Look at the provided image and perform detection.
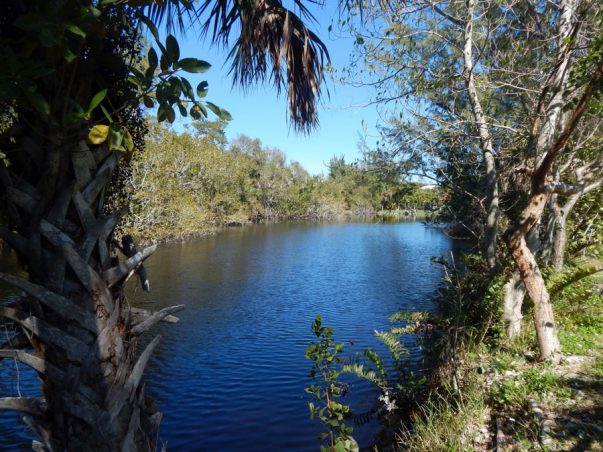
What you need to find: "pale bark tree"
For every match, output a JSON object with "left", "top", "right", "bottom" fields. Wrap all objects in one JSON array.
[{"left": 504, "top": 0, "right": 603, "bottom": 359}]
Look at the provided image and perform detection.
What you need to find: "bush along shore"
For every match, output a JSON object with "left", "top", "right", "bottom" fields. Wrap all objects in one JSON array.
[
  {"left": 396, "top": 253, "right": 603, "bottom": 451},
  {"left": 116, "top": 121, "right": 442, "bottom": 243},
  {"left": 305, "top": 251, "right": 602, "bottom": 451}
]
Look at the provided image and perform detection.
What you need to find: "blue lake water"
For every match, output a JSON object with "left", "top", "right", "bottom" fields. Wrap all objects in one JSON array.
[{"left": 0, "top": 221, "right": 464, "bottom": 450}]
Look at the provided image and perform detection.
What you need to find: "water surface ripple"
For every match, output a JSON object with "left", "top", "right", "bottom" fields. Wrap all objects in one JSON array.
[{"left": 0, "top": 221, "right": 461, "bottom": 451}]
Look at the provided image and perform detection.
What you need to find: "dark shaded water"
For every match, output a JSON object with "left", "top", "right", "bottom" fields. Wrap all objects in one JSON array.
[{"left": 1, "top": 221, "right": 463, "bottom": 450}]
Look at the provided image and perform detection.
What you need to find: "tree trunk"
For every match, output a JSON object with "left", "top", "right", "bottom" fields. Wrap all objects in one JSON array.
[
  {"left": 551, "top": 214, "right": 568, "bottom": 270},
  {"left": 502, "top": 227, "right": 540, "bottom": 340},
  {"left": 0, "top": 139, "right": 182, "bottom": 450},
  {"left": 540, "top": 194, "right": 560, "bottom": 266},
  {"left": 505, "top": 189, "right": 561, "bottom": 359},
  {"left": 502, "top": 271, "right": 525, "bottom": 340},
  {"left": 462, "top": 0, "right": 500, "bottom": 273}
]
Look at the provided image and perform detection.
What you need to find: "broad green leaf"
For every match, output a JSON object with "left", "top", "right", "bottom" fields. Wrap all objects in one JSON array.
[
  {"left": 84, "top": 6, "right": 101, "bottom": 18},
  {"left": 165, "top": 104, "right": 176, "bottom": 123},
  {"left": 196, "top": 81, "right": 208, "bottom": 98},
  {"left": 179, "top": 78, "right": 194, "bottom": 100},
  {"left": 87, "top": 89, "right": 107, "bottom": 113},
  {"left": 143, "top": 96, "right": 154, "bottom": 108},
  {"left": 64, "top": 46, "right": 78, "bottom": 63},
  {"left": 160, "top": 54, "right": 169, "bottom": 71},
  {"left": 157, "top": 104, "right": 167, "bottom": 122},
  {"left": 157, "top": 103, "right": 175, "bottom": 123},
  {"left": 88, "top": 124, "right": 109, "bottom": 144},
  {"left": 165, "top": 34, "right": 179, "bottom": 65},
  {"left": 65, "top": 23, "right": 86, "bottom": 38},
  {"left": 178, "top": 58, "right": 211, "bottom": 73},
  {"left": 108, "top": 123, "right": 123, "bottom": 151},
  {"left": 218, "top": 108, "right": 232, "bottom": 121},
  {"left": 190, "top": 103, "right": 206, "bottom": 120},
  {"left": 177, "top": 102, "right": 187, "bottom": 117},
  {"left": 123, "top": 129, "right": 134, "bottom": 152},
  {"left": 147, "top": 48, "right": 158, "bottom": 72},
  {"left": 205, "top": 101, "right": 221, "bottom": 117},
  {"left": 21, "top": 85, "right": 50, "bottom": 116},
  {"left": 169, "top": 78, "right": 182, "bottom": 98},
  {"left": 100, "top": 104, "right": 113, "bottom": 123},
  {"left": 206, "top": 102, "right": 232, "bottom": 121}
]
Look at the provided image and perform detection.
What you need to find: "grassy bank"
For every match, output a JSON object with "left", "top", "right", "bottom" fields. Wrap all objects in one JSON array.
[{"left": 398, "top": 260, "right": 602, "bottom": 451}]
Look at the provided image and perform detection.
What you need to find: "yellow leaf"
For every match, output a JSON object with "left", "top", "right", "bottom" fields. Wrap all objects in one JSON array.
[{"left": 88, "top": 124, "right": 109, "bottom": 145}]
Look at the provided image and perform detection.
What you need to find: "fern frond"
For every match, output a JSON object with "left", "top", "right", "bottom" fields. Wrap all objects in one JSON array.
[
  {"left": 390, "top": 326, "right": 417, "bottom": 336},
  {"left": 389, "top": 311, "right": 429, "bottom": 323},
  {"left": 375, "top": 330, "right": 409, "bottom": 363},
  {"left": 342, "top": 363, "right": 385, "bottom": 387},
  {"left": 363, "top": 348, "right": 386, "bottom": 378}
]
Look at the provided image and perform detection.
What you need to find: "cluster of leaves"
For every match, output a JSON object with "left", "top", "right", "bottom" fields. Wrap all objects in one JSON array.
[
  {"left": 124, "top": 122, "right": 443, "bottom": 241},
  {"left": 130, "top": 18, "right": 231, "bottom": 124},
  {"left": 305, "top": 314, "right": 358, "bottom": 452},
  {"left": 434, "top": 253, "right": 507, "bottom": 348},
  {"left": 343, "top": 310, "right": 430, "bottom": 414},
  {"left": 0, "top": 1, "right": 227, "bottom": 164}
]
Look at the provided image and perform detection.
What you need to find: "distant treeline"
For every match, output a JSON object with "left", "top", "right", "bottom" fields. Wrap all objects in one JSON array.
[{"left": 121, "top": 121, "right": 440, "bottom": 241}]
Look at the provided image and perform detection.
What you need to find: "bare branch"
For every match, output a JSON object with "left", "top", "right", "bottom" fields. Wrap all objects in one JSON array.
[
  {"left": 102, "top": 245, "right": 157, "bottom": 288},
  {"left": 131, "top": 305, "right": 185, "bottom": 335},
  {"left": 0, "top": 397, "right": 45, "bottom": 416}
]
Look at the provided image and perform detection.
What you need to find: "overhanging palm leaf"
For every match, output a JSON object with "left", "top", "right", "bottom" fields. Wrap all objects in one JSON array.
[{"left": 145, "top": 0, "right": 332, "bottom": 131}]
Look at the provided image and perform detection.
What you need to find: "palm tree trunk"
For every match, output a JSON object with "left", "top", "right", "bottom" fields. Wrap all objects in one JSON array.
[{"left": 1, "top": 139, "right": 182, "bottom": 450}]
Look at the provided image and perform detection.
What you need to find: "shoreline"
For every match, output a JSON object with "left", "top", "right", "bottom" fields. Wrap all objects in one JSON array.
[{"left": 126, "top": 209, "right": 437, "bottom": 246}]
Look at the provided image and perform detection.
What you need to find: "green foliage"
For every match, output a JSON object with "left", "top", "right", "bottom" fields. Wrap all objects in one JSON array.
[
  {"left": 398, "top": 382, "right": 486, "bottom": 452},
  {"left": 491, "top": 366, "right": 571, "bottom": 410},
  {"left": 0, "top": 1, "right": 225, "bottom": 151},
  {"left": 124, "top": 123, "right": 442, "bottom": 241},
  {"left": 436, "top": 254, "right": 506, "bottom": 348},
  {"left": 305, "top": 314, "right": 358, "bottom": 452},
  {"left": 550, "top": 267, "right": 603, "bottom": 356},
  {"left": 343, "top": 310, "right": 433, "bottom": 418}
]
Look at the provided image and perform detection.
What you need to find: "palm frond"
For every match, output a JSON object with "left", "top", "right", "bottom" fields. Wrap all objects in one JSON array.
[
  {"left": 198, "top": 0, "right": 330, "bottom": 132},
  {"left": 144, "top": 0, "right": 196, "bottom": 33},
  {"left": 547, "top": 262, "right": 603, "bottom": 297}
]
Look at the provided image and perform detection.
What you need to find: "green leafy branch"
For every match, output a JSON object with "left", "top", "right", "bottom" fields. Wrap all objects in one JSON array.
[{"left": 305, "top": 314, "right": 358, "bottom": 452}]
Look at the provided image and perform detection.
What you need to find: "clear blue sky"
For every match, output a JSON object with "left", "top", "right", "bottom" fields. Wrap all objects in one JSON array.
[{"left": 165, "top": 3, "right": 382, "bottom": 175}]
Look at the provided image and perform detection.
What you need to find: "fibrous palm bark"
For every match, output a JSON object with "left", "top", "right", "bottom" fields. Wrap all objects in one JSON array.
[
  {"left": 1, "top": 1, "right": 330, "bottom": 448},
  {"left": 0, "top": 134, "right": 183, "bottom": 450}
]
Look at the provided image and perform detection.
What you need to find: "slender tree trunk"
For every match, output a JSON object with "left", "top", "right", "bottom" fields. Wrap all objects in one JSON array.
[
  {"left": 502, "top": 271, "right": 525, "bottom": 340},
  {"left": 552, "top": 213, "right": 568, "bottom": 270},
  {"left": 540, "top": 194, "right": 560, "bottom": 266},
  {"left": 502, "top": 227, "right": 540, "bottom": 340},
  {"left": 505, "top": 190, "right": 561, "bottom": 359},
  {"left": 462, "top": 0, "right": 500, "bottom": 273},
  {"left": 0, "top": 138, "right": 182, "bottom": 450}
]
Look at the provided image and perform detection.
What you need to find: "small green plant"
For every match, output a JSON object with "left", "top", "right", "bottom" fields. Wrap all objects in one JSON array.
[
  {"left": 343, "top": 311, "right": 430, "bottom": 416},
  {"left": 305, "top": 314, "right": 358, "bottom": 452}
]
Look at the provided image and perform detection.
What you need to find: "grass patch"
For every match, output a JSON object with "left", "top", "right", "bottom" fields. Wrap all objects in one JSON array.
[{"left": 398, "top": 379, "right": 486, "bottom": 451}]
